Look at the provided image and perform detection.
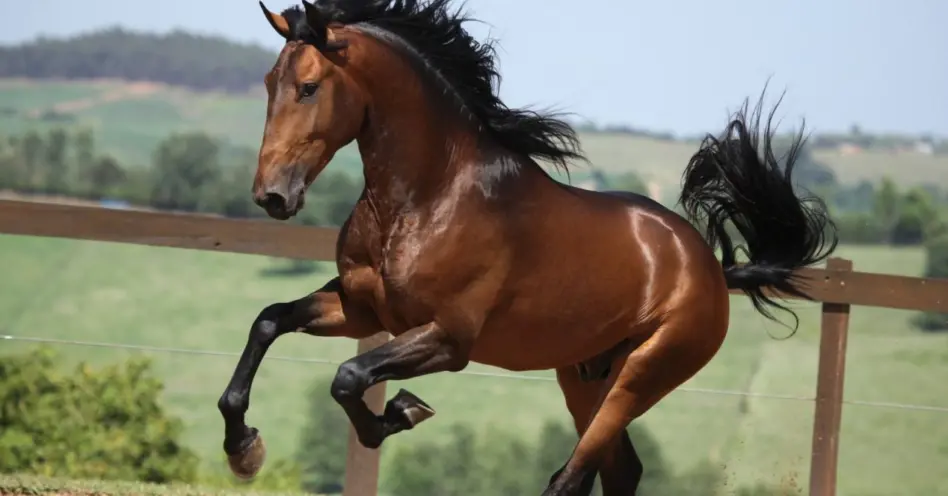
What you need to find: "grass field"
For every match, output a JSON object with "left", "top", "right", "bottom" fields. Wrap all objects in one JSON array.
[
  {"left": 1, "top": 233, "right": 947, "bottom": 495},
  {"left": 0, "top": 474, "right": 314, "bottom": 496},
  {"left": 2, "top": 79, "right": 946, "bottom": 194}
]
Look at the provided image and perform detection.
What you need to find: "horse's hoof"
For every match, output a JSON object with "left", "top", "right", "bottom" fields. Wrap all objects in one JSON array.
[
  {"left": 388, "top": 388, "right": 436, "bottom": 427},
  {"left": 227, "top": 431, "right": 267, "bottom": 480}
]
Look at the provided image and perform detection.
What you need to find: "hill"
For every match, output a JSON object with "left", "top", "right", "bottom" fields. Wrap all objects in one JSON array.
[
  {"left": 0, "top": 28, "right": 274, "bottom": 92},
  {"left": 1, "top": 233, "right": 947, "bottom": 495}
]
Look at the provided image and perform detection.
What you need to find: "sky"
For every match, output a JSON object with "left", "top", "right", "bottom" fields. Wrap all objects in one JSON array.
[{"left": 2, "top": 0, "right": 945, "bottom": 137}]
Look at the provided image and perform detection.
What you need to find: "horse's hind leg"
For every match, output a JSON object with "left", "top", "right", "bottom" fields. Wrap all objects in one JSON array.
[
  {"left": 544, "top": 315, "right": 726, "bottom": 496},
  {"left": 330, "top": 321, "right": 472, "bottom": 449},
  {"left": 554, "top": 365, "right": 643, "bottom": 496}
]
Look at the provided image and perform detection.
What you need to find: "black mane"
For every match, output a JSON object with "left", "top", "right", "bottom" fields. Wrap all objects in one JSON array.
[{"left": 279, "top": 0, "right": 584, "bottom": 172}]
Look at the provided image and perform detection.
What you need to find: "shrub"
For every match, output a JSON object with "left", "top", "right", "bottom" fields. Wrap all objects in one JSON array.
[
  {"left": 0, "top": 347, "right": 198, "bottom": 483},
  {"left": 913, "top": 234, "right": 948, "bottom": 331}
]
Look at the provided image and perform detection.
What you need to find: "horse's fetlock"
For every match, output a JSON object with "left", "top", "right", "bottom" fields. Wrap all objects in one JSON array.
[{"left": 218, "top": 390, "right": 247, "bottom": 416}]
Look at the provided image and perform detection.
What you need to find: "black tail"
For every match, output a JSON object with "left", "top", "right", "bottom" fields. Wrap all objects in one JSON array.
[{"left": 679, "top": 92, "right": 838, "bottom": 332}]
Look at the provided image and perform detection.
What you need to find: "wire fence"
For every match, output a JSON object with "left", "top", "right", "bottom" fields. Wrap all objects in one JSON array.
[{"left": 4, "top": 332, "right": 947, "bottom": 414}]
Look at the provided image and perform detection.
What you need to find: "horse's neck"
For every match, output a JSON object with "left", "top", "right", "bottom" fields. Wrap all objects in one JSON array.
[
  {"left": 350, "top": 42, "right": 512, "bottom": 230},
  {"left": 355, "top": 110, "right": 472, "bottom": 228}
]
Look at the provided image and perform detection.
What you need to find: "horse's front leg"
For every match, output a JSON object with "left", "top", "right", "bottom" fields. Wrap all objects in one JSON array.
[
  {"left": 330, "top": 321, "right": 471, "bottom": 449},
  {"left": 217, "top": 277, "right": 382, "bottom": 479}
]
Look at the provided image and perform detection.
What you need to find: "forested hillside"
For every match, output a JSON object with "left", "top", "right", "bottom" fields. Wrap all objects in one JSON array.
[{"left": 0, "top": 28, "right": 275, "bottom": 92}]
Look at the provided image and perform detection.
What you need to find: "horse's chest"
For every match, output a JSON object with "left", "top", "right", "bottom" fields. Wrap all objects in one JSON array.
[
  {"left": 379, "top": 226, "right": 435, "bottom": 313},
  {"left": 340, "top": 223, "right": 435, "bottom": 332}
]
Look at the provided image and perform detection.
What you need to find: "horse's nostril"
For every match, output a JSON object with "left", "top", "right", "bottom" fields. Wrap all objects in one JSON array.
[{"left": 262, "top": 192, "right": 287, "bottom": 211}]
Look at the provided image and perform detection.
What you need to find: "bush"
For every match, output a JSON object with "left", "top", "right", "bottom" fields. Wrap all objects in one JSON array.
[
  {"left": 381, "top": 418, "right": 747, "bottom": 496},
  {"left": 295, "top": 377, "right": 349, "bottom": 494},
  {"left": 382, "top": 422, "right": 536, "bottom": 496},
  {"left": 0, "top": 347, "right": 198, "bottom": 483},
  {"left": 834, "top": 213, "right": 889, "bottom": 244}
]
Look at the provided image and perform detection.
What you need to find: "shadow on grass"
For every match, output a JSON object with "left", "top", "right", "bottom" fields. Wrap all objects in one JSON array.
[{"left": 259, "top": 259, "right": 321, "bottom": 278}]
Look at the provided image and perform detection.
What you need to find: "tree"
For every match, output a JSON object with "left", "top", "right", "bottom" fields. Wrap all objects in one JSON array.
[
  {"left": 43, "top": 128, "right": 69, "bottom": 194},
  {"left": 148, "top": 132, "right": 224, "bottom": 212},
  {"left": 873, "top": 177, "right": 900, "bottom": 238},
  {"left": 0, "top": 136, "right": 23, "bottom": 189},
  {"left": 0, "top": 347, "right": 198, "bottom": 483},
  {"left": 833, "top": 212, "right": 888, "bottom": 244},
  {"left": 72, "top": 128, "right": 96, "bottom": 172},
  {"left": 890, "top": 187, "right": 940, "bottom": 245},
  {"left": 305, "top": 172, "right": 363, "bottom": 227},
  {"left": 87, "top": 156, "right": 127, "bottom": 199},
  {"left": 832, "top": 180, "right": 876, "bottom": 213},
  {"left": 913, "top": 234, "right": 948, "bottom": 331},
  {"left": 212, "top": 151, "right": 260, "bottom": 219},
  {"left": 19, "top": 131, "right": 44, "bottom": 191}
]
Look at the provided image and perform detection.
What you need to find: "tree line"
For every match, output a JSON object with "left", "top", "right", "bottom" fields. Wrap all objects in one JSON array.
[
  {"left": 0, "top": 126, "right": 361, "bottom": 229},
  {"left": 0, "top": 28, "right": 275, "bottom": 93}
]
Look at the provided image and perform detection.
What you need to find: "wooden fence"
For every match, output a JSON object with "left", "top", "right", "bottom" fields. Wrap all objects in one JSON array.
[{"left": 1, "top": 198, "right": 947, "bottom": 496}]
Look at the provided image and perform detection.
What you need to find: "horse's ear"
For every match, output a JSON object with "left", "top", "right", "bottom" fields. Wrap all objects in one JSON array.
[
  {"left": 302, "top": 0, "right": 350, "bottom": 52},
  {"left": 259, "top": 1, "right": 291, "bottom": 40}
]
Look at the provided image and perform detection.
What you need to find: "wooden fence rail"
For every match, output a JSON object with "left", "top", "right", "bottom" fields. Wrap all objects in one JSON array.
[{"left": 1, "top": 198, "right": 947, "bottom": 496}]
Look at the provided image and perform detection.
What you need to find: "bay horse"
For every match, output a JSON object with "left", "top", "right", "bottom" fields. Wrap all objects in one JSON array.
[{"left": 217, "top": 1, "right": 838, "bottom": 494}]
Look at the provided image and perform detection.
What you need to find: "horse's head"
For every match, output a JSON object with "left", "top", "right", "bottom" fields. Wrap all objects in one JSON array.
[
  {"left": 253, "top": 0, "right": 584, "bottom": 220},
  {"left": 253, "top": 2, "right": 366, "bottom": 220}
]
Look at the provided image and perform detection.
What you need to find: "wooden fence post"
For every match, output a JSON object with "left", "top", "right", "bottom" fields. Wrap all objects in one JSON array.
[
  {"left": 342, "top": 332, "right": 391, "bottom": 496},
  {"left": 808, "top": 257, "right": 853, "bottom": 496}
]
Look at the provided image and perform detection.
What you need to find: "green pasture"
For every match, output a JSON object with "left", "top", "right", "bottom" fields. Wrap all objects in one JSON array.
[{"left": 0, "top": 233, "right": 946, "bottom": 495}]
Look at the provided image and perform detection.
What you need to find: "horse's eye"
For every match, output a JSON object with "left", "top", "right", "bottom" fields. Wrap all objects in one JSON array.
[{"left": 299, "top": 82, "right": 319, "bottom": 99}]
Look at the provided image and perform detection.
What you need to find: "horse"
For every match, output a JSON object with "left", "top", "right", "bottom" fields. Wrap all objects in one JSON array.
[{"left": 216, "top": 1, "right": 838, "bottom": 494}]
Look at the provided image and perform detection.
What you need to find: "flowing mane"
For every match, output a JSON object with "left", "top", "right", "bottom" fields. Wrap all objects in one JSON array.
[{"left": 279, "top": 0, "right": 584, "bottom": 173}]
